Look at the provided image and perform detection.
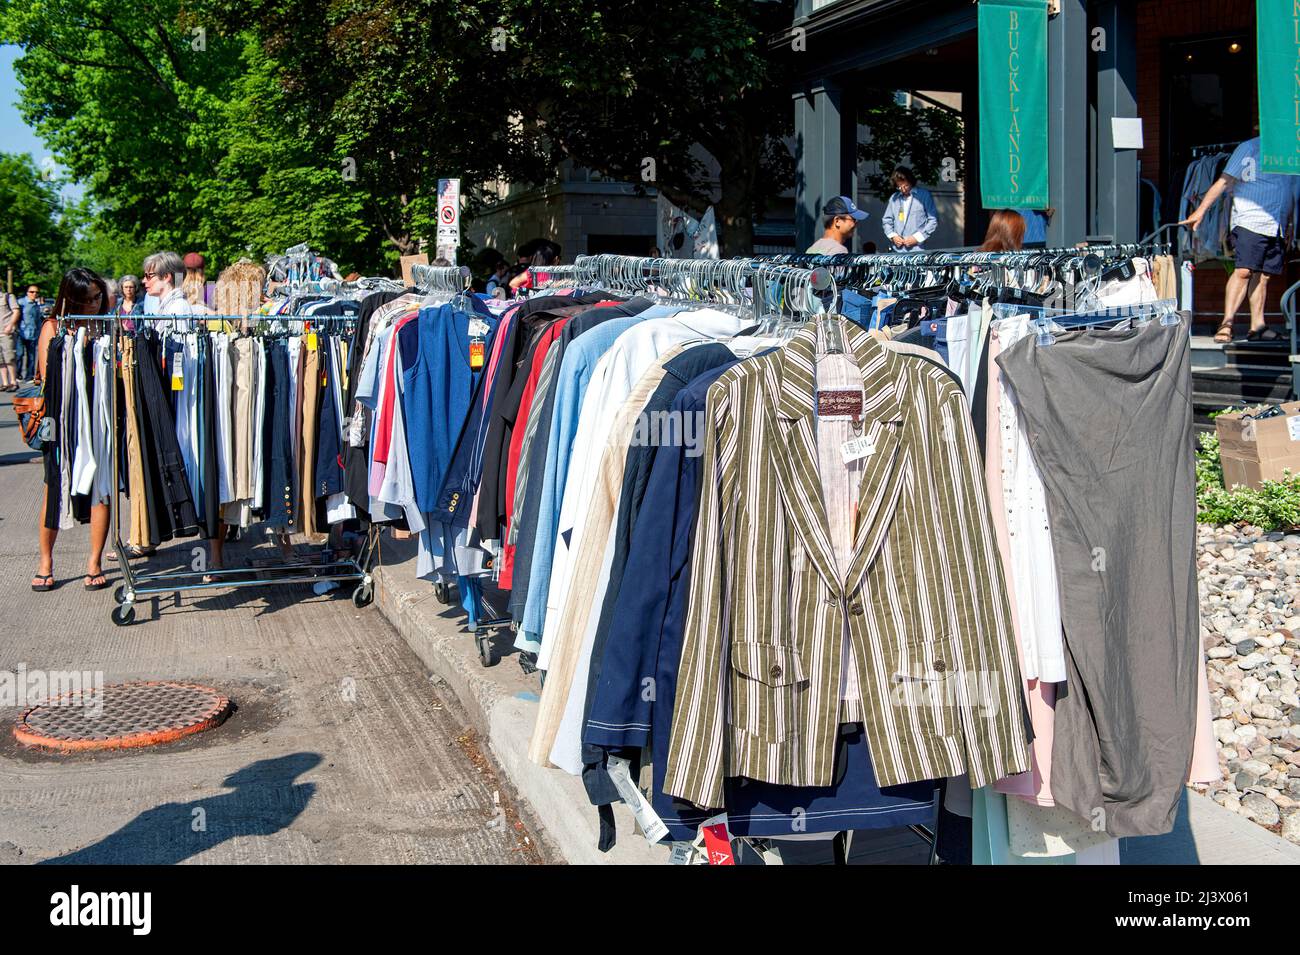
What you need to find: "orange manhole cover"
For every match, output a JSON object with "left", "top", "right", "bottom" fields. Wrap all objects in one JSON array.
[{"left": 14, "top": 681, "right": 232, "bottom": 752}]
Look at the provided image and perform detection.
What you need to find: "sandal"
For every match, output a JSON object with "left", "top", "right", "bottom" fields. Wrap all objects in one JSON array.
[
  {"left": 1246, "top": 327, "right": 1283, "bottom": 342},
  {"left": 84, "top": 572, "right": 109, "bottom": 591},
  {"left": 1213, "top": 324, "right": 1233, "bottom": 344},
  {"left": 30, "top": 573, "right": 54, "bottom": 592}
]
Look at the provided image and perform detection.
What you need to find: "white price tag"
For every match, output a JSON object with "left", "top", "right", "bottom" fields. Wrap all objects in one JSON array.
[
  {"left": 1288, "top": 415, "right": 1300, "bottom": 441},
  {"left": 841, "top": 436, "right": 876, "bottom": 463},
  {"left": 668, "top": 842, "right": 696, "bottom": 865},
  {"left": 606, "top": 756, "right": 669, "bottom": 845},
  {"left": 347, "top": 410, "right": 365, "bottom": 447},
  {"left": 468, "top": 318, "right": 491, "bottom": 338}
]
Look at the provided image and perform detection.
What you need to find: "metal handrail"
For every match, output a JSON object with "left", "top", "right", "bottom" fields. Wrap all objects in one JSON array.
[{"left": 1279, "top": 278, "right": 1300, "bottom": 401}]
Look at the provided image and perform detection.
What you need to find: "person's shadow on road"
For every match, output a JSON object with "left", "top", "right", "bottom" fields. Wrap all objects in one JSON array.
[{"left": 40, "top": 752, "right": 321, "bottom": 865}]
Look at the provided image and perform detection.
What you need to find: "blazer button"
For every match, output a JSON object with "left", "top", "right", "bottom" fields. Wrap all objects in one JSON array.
[
  {"left": 769, "top": 664, "right": 782, "bottom": 679},
  {"left": 933, "top": 659, "right": 947, "bottom": 673},
  {"left": 849, "top": 602, "right": 864, "bottom": 615}
]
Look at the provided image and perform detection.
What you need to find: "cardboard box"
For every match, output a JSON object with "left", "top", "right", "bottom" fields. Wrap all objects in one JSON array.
[
  {"left": 399, "top": 253, "right": 428, "bottom": 289},
  {"left": 1215, "top": 400, "right": 1300, "bottom": 490}
]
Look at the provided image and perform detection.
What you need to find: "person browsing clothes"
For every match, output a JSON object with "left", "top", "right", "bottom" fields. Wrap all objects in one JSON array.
[{"left": 806, "top": 195, "right": 869, "bottom": 254}]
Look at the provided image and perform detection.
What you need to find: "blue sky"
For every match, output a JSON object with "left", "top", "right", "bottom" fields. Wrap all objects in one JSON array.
[{"left": 1, "top": 44, "right": 84, "bottom": 203}]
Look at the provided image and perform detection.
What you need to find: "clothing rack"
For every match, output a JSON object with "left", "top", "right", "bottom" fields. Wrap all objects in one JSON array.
[
  {"left": 80, "top": 313, "right": 381, "bottom": 626},
  {"left": 411, "top": 263, "right": 471, "bottom": 293},
  {"left": 528, "top": 264, "right": 580, "bottom": 282},
  {"left": 754, "top": 243, "right": 1161, "bottom": 271},
  {"left": 1189, "top": 140, "right": 1239, "bottom": 158},
  {"left": 464, "top": 254, "right": 833, "bottom": 660},
  {"left": 572, "top": 253, "right": 833, "bottom": 324}
]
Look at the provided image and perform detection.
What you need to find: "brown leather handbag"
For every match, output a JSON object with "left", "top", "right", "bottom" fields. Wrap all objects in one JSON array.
[{"left": 12, "top": 381, "right": 49, "bottom": 450}]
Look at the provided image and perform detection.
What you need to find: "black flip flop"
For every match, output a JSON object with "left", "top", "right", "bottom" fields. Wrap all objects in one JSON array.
[
  {"left": 84, "top": 573, "right": 109, "bottom": 591},
  {"left": 1246, "top": 327, "right": 1283, "bottom": 342},
  {"left": 31, "top": 574, "right": 54, "bottom": 592}
]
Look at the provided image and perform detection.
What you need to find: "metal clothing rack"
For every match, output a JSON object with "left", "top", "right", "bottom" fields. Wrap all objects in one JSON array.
[
  {"left": 467, "top": 254, "right": 830, "bottom": 669},
  {"left": 754, "top": 243, "right": 1163, "bottom": 271},
  {"left": 411, "top": 263, "right": 471, "bottom": 294},
  {"left": 1189, "top": 140, "right": 1240, "bottom": 159},
  {"left": 77, "top": 313, "right": 381, "bottom": 626}
]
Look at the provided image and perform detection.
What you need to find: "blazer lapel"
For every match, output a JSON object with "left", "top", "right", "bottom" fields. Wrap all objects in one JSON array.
[{"left": 766, "top": 329, "right": 842, "bottom": 595}]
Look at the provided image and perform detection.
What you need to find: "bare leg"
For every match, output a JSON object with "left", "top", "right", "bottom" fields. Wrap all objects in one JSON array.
[
  {"left": 210, "top": 522, "right": 225, "bottom": 570},
  {"left": 0, "top": 362, "right": 14, "bottom": 388},
  {"left": 35, "top": 484, "right": 57, "bottom": 584},
  {"left": 275, "top": 530, "right": 296, "bottom": 561},
  {"left": 1247, "top": 272, "right": 1270, "bottom": 333},
  {"left": 1220, "top": 267, "right": 1252, "bottom": 338},
  {"left": 86, "top": 503, "right": 109, "bottom": 581}
]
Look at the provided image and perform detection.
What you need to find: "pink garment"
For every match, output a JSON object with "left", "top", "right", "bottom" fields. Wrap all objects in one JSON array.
[
  {"left": 812, "top": 345, "right": 868, "bottom": 720},
  {"left": 1188, "top": 632, "right": 1223, "bottom": 783},
  {"left": 986, "top": 327, "right": 1057, "bottom": 805}
]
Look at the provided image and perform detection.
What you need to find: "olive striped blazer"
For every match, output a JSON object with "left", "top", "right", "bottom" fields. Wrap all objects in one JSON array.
[{"left": 664, "top": 323, "right": 1031, "bottom": 809}]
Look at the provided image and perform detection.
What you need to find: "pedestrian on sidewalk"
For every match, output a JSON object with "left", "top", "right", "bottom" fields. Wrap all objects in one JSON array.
[
  {"left": 1179, "top": 135, "right": 1299, "bottom": 343},
  {"left": 31, "top": 268, "right": 113, "bottom": 592},
  {"left": 0, "top": 288, "right": 20, "bottom": 392},
  {"left": 15, "top": 284, "right": 44, "bottom": 382}
]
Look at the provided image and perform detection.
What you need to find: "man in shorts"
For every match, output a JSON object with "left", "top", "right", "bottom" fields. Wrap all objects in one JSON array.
[{"left": 1181, "top": 135, "right": 1300, "bottom": 343}]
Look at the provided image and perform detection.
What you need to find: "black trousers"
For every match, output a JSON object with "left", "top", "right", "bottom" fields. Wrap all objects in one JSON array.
[{"left": 134, "top": 333, "right": 198, "bottom": 542}]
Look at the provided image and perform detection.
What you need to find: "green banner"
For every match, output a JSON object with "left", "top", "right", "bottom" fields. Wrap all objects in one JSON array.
[
  {"left": 1258, "top": 0, "right": 1300, "bottom": 174},
  {"left": 978, "top": 0, "right": 1049, "bottom": 207}
]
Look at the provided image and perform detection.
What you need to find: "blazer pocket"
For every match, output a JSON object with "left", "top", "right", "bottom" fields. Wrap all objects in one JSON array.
[
  {"left": 730, "top": 641, "right": 808, "bottom": 743},
  {"left": 892, "top": 635, "right": 958, "bottom": 739}
]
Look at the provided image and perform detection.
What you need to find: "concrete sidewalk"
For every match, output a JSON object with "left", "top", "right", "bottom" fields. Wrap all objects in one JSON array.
[
  {"left": 373, "top": 538, "right": 1300, "bottom": 866},
  {"left": 0, "top": 415, "right": 551, "bottom": 866}
]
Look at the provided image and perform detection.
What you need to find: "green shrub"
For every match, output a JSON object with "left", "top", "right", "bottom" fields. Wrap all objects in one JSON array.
[{"left": 1196, "top": 432, "right": 1300, "bottom": 530}]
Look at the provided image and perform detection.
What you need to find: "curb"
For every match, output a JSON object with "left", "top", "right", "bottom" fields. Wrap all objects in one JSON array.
[{"left": 373, "top": 565, "right": 666, "bottom": 865}]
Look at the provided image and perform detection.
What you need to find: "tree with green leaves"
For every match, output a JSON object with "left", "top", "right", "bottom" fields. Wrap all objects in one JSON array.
[
  {"left": 857, "top": 91, "right": 965, "bottom": 202},
  {"left": 502, "top": 0, "right": 796, "bottom": 256},
  {"left": 0, "top": 152, "right": 74, "bottom": 289},
  {"left": 4, "top": 0, "right": 818, "bottom": 261},
  {"left": 210, "top": 0, "right": 796, "bottom": 257},
  {"left": 0, "top": 0, "right": 389, "bottom": 272}
]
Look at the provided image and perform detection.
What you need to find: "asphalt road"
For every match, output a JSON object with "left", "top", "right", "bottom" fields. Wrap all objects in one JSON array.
[{"left": 0, "top": 403, "right": 551, "bottom": 864}]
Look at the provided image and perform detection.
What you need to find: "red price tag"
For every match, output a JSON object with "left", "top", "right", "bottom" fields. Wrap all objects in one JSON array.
[
  {"left": 701, "top": 821, "right": 734, "bottom": 866},
  {"left": 469, "top": 340, "right": 485, "bottom": 370}
]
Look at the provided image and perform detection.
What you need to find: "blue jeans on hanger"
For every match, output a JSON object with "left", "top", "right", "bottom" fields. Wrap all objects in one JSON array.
[{"left": 920, "top": 316, "right": 950, "bottom": 364}]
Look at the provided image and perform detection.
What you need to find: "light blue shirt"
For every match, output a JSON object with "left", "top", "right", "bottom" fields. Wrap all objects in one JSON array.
[
  {"left": 1224, "top": 138, "right": 1300, "bottom": 237},
  {"left": 515, "top": 305, "right": 678, "bottom": 653},
  {"left": 882, "top": 186, "right": 939, "bottom": 247}
]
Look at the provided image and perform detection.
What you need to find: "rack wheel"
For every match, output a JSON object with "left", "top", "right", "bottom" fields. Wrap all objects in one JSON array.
[
  {"left": 351, "top": 583, "right": 374, "bottom": 608},
  {"left": 434, "top": 580, "right": 452, "bottom": 604},
  {"left": 111, "top": 603, "right": 136, "bottom": 627},
  {"left": 477, "top": 634, "right": 495, "bottom": 667},
  {"left": 113, "top": 585, "right": 129, "bottom": 605}
]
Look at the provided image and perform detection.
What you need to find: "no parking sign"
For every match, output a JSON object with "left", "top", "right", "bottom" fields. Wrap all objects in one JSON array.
[{"left": 437, "top": 178, "right": 460, "bottom": 265}]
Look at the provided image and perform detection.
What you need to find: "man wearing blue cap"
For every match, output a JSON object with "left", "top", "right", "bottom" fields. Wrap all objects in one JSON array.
[{"left": 806, "top": 195, "right": 869, "bottom": 254}]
